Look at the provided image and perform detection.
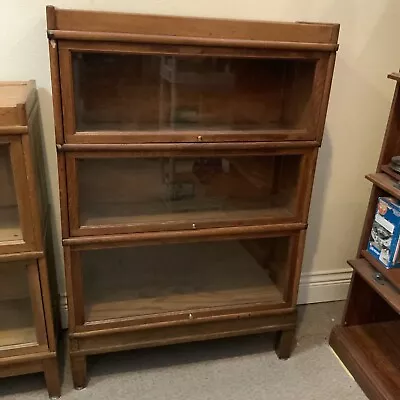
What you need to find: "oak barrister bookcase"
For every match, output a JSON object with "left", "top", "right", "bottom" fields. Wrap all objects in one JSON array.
[
  {"left": 0, "top": 82, "right": 60, "bottom": 397},
  {"left": 47, "top": 5, "right": 339, "bottom": 388}
]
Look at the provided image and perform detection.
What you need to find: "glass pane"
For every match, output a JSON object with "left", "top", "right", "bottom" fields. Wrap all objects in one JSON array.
[
  {"left": 73, "top": 52, "right": 316, "bottom": 133},
  {"left": 0, "top": 145, "right": 21, "bottom": 242},
  {"left": 81, "top": 237, "right": 289, "bottom": 323},
  {"left": 0, "top": 262, "right": 37, "bottom": 349},
  {"left": 78, "top": 155, "right": 300, "bottom": 231}
]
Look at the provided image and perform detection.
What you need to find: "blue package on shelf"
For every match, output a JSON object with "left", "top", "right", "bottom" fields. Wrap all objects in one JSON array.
[{"left": 367, "top": 197, "right": 400, "bottom": 268}]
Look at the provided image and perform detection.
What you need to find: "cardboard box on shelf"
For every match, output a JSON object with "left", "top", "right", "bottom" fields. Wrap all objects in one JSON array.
[{"left": 367, "top": 197, "right": 400, "bottom": 268}]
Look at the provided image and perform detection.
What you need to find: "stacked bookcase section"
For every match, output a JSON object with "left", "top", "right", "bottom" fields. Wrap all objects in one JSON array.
[{"left": 0, "top": 81, "right": 60, "bottom": 398}]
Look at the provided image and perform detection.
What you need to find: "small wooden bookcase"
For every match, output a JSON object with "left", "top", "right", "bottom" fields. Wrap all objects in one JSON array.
[
  {"left": 330, "top": 72, "right": 400, "bottom": 400},
  {"left": 0, "top": 82, "right": 60, "bottom": 398},
  {"left": 47, "top": 5, "right": 339, "bottom": 389}
]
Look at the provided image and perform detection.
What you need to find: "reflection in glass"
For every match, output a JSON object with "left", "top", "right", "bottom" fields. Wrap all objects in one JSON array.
[
  {"left": 72, "top": 52, "right": 316, "bottom": 133},
  {"left": 78, "top": 155, "right": 300, "bottom": 230},
  {"left": 0, "top": 145, "right": 21, "bottom": 242}
]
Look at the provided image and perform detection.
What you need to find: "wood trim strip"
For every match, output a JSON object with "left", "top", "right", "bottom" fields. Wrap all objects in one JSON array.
[
  {"left": 74, "top": 304, "right": 294, "bottom": 336},
  {"left": 58, "top": 48, "right": 76, "bottom": 145},
  {"left": 72, "top": 312, "right": 297, "bottom": 356},
  {"left": 8, "top": 137, "right": 35, "bottom": 251},
  {"left": 65, "top": 154, "right": 79, "bottom": 235},
  {"left": 315, "top": 52, "right": 337, "bottom": 143},
  {"left": 51, "top": 9, "right": 339, "bottom": 43},
  {"left": 49, "top": 30, "right": 338, "bottom": 51},
  {"left": 48, "top": 37, "right": 65, "bottom": 144},
  {"left": 0, "top": 251, "right": 44, "bottom": 262},
  {"left": 297, "top": 148, "right": 319, "bottom": 222},
  {"left": 59, "top": 39, "right": 326, "bottom": 60},
  {"left": 0, "top": 350, "right": 55, "bottom": 366},
  {"left": 70, "top": 251, "right": 85, "bottom": 327},
  {"left": 65, "top": 146, "right": 312, "bottom": 158},
  {"left": 57, "top": 152, "right": 70, "bottom": 238},
  {"left": 63, "top": 246, "right": 78, "bottom": 331},
  {"left": 37, "top": 257, "right": 57, "bottom": 351},
  {"left": 51, "top": 8, "right": 339, "bottom": 42},
  {"left": 287, "top": 230, "right": 307, "bottom": 306},
  {"left": 66, "top": 130, "right": 313, "bottom": 144},
  {"left": 60, "top": 141, "right": 320, "bottom": 152},
  {"left": 27, "top": 262, "right": 48, "bottom": 346},
  {"left": 0, "top": 126, "right": 28, "bottom": 135},
  {"left": 0, "top": 343, "right": 49, "bottom": 360},
  {"left": 63, "top": 223, "right": 307, "bottom": 250},
  {"left": 21, "top": 133, "right": 43, "bottom": 250}
]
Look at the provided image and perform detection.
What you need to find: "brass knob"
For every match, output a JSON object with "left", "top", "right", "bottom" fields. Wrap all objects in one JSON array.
[
  {"left": 192, "top": 223, "right": 196, "bottom": 229},
  {"left": 188, "top": 313, "right": 193, "bottom": 319},
  {"left": 197, "top": 135, "right": 203, "bottom": 142}
]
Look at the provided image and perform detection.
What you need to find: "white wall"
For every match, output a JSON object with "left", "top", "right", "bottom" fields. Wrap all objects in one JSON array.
[{"left": 1, "top": 0, "right": 400, "bottom": 306}]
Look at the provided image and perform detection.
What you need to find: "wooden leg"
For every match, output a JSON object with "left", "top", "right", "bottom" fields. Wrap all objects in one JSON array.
[
  {"left": 43, "top": 358, "right": 61, "bottom": 399},
  {"left": 275, "top": 329, "right": 296, "bottom": 359},
  {"left": 70, "top": 355, "right": 87, "bottom": 390}
]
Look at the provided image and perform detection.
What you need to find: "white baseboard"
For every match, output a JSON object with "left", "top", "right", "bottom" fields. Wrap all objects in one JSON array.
[
  {"left": 59, "top": 269, "right": 353, "bottom": 329},
  {"left": 297, "top": 269, "right": 352, "bottom": 305}
]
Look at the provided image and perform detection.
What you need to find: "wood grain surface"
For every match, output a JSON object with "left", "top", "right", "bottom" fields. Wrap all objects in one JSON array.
[{"left": 330, "top": 321, "right": 400, "bottom": 400}]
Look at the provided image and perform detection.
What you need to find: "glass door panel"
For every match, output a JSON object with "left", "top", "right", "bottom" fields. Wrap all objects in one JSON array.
[
  {"left": 73, "top": 153, "right": 301, "bottom": 235},
  {"left": 0, "top": 144, "right": 21, "bottom": 243},
  {"left": 0, "top": 262, "right": 38, "bottom": 349},
  {"left": 79, "top": 236, "right": 291, "bottom": 324},
  {"left": 71, "top": 51, "right": 317, "bottom": 139}
]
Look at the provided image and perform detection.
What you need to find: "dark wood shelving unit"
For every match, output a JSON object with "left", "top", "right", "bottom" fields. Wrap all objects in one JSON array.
[
  {"left": 47, "top": 5, "right": 339, "bottom": 389},
  {"left": 330, "top": 72, "right": 400, "bottom": 400}
]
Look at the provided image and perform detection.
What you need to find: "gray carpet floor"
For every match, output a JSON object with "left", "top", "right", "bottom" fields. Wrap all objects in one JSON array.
[{"left": 0, "top": 302, "right": 367, "bottom": 399}]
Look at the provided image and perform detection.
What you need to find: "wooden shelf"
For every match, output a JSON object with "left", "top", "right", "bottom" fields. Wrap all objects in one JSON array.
[
  {"left": 366, "top": 172, "right": 400, "bottom": 200},
  {"left": 82, "top": 240, "right": 285, "bottom": 324},
  {"left": 0, "top": 298, "right": 37, "bottom": 350},
  {"left": 361, "top": 250, "right": 400, "bottom": 290},
  {"left": 348, "top": 257, "right": 400, "bottom": 314},
  {"left": 330, "top": 322, "right": 400, "bottom": 400},
  {"left": 380, "top": 165, "right": 400, "bottom": 182}
]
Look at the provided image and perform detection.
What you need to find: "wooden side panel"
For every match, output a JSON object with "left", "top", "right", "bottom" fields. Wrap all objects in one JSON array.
[
  {"left": 377, "top": 83, "right": 400, "bottom": 169},
  {"left": 27, "top": 262, "right": 48, "bottom": 347},
  {"left": 73, "top": 311, "right": 297, "bottom": 355},
  {"left": 343, "top": 273, "right": 397, "bottom": 326},
  {"left": 37, "top": 256, "right": 58, "bottom": 352},
  {"left": 48, "top": 39, "right": 65, "bottom": 144},
  {"left": 21, "top": 133, "right": 43, "bottom": 250}
]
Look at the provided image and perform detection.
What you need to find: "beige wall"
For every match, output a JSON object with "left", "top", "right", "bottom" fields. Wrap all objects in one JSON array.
[{"left": 1, "top": 1, "right": 399, "bottom": 299}]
